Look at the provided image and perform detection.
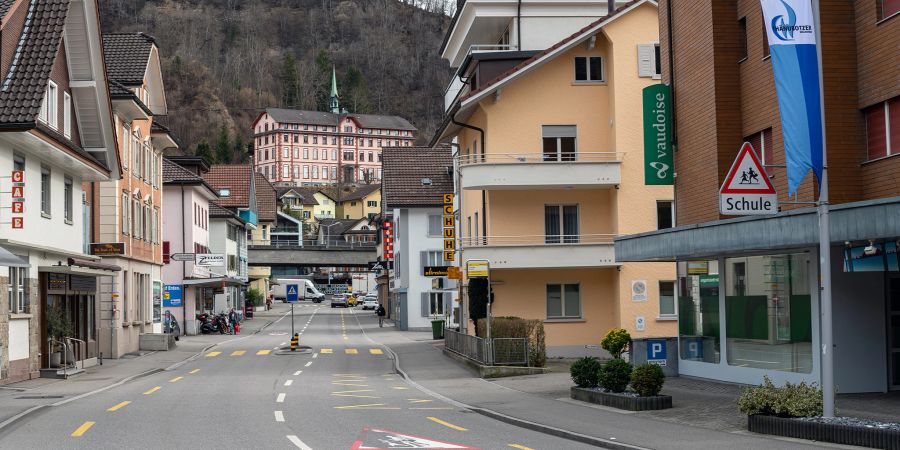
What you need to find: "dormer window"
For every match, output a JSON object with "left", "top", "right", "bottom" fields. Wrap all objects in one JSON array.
[
  {"left": 219, "top": 188, "right": 231, "bottom": 197},
  {"left": 39, "top": 81, "right": 58, "bottom": 128}
]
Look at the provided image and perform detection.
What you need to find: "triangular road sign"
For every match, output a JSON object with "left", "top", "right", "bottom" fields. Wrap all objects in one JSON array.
[
  {"left": 287, "top": 286, "right": 297, "bottom": 295},
  {"left": 720, "top": 142, "right": 776, "bottom": 194},
  {"left": 351, "top": 427, "right": 477, "bottom": 450}
]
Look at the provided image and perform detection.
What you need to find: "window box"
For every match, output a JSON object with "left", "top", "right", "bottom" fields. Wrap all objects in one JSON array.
[
  {"left": 570, "top": 387, "right": 672, "bottom": 411},
  {"left": 747, "top": 414, "right": 900, "bottom": 449}
]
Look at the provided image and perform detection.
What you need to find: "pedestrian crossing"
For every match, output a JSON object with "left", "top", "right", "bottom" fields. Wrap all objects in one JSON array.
[{"left": 203, "top": 347, "right": 387, "bottom": 357}]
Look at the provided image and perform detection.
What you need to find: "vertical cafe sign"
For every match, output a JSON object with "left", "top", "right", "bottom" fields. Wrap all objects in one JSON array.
[{"left": 643, "top": 84, "right": 674, "bottom": 185}]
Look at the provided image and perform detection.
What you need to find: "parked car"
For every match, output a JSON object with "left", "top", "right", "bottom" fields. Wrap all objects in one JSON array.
[
  {"left": 361, "top": 298, "right": 379, "bottom": 310},
  {"left": 331, "top": 293, "right": 350, "bottom": 308}
]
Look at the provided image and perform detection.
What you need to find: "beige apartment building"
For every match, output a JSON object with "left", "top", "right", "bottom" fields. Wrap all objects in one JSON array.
[{"left": 434, "top": 0, "right": 676, "bottom": 356}]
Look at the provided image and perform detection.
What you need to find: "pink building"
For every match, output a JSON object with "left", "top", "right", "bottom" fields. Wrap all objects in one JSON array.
[{"left": 251, "top": 108, "right": 416, "bottom": 185}]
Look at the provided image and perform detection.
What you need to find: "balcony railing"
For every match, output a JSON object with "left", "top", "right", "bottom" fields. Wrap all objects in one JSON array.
[
  {"left": 248, "top": 239, "right": 377, "bottom": 249},
  {"left": 460, "top": 234, "right": 616, "bottom": 247},
  {"left": 457, "top": 152, "right": 621, "bottom": 166}
]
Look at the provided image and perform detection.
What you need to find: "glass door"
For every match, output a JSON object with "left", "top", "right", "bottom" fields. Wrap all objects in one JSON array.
[{"left": 890, "top": 276, "right": 900, "bottom": 390}]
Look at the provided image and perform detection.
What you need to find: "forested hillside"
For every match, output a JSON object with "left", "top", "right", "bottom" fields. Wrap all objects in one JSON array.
[{"left": 99, "top": 0, "right": 451, "bottom": 162}]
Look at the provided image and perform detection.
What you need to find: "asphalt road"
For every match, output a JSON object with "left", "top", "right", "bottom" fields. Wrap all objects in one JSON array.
[{"left": 0, "top": 303, "right": 597, "bottom": 450}]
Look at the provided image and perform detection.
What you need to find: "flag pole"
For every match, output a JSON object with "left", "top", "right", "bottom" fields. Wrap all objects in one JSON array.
[{"left": 811, "top": 0, "right": 834, "bottom": 418}]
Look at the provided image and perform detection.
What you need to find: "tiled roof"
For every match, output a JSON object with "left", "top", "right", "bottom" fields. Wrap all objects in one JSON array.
[
  {"left": 209, "top": 202, "right": 238, "bottom": 219},
  {"left": 0, "top": 0, "right": 69, "bottom": 125},
  {"left": 262, "top": 108, "right": 417, "bottom": 131},
  {"left": 350, "top": 114, "right": 416, "bottom": 131},
  {"left": 320, "top": 184, "right": 380, "bottom": 203},
  {"left": 108, "top": 79, "right": 133, "bottom": 97},
  {"left": 163, "top": 158, "right": 203, "bottom": 183},
  {"left": 318, "top": 218, "right": 362, "bottom": 236},
  {"left": 255, "top": 172, "right": 277, "bottom": 222},
  {"left": 0, "top": 0, "right": 15, "bottom": 19},
  {"left": 382, "top": 146, "right": 453, "bottom": 208},
  {"left": 203, "top": 164, "right": 251, "bottom": 208},
  {"left": 275, "top": 186, "right": 320, "bottom": 206},
  {"left": 102, "top": 33, "right": 155, "bottom": 86}
]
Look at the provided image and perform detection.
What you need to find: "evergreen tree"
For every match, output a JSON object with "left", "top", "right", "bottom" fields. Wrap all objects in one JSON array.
[
  {"left": 279, "top": 53, "right": 301, "bottom": 107},
  {"left": 344, "top": 67, "right": 372, "bottom": 113},
  {"left": 195, "top": 141, "right": 215, "bottom": 165},
  {"left": 215, "top": 126, "right": 232, "bottom": 164},
  {"left": 314, "top": 50, "right": 333, "bottom": 111},
  {"left": 233, "top": 133, "right": 246, "bottom": 163}
]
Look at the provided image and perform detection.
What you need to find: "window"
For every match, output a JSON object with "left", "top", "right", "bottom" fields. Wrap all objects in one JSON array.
[
  {"left": 42, "top": 81, "right": 58, "bottom": 128},
  {"left": 637, "top": 44, "right": 662, "bottom": 79},
  {"left": 122, "top": 192, "right": 130, "bottom": 235},
  {"left": 657, "top": 201, "right": 674, "bottom": 229},
  {"left": 738, "top": 17, "right": 748, "bottom": 61},
  {"left": 133, "top": 131, "right": 141, "bottom": 175},
  {"left": 427, "top": 292, "right": 445, "bottom": 316},
  {"left": 678, "top": 259, "right": 721, "bottom": 363},
  {"left": 303, "top": 135, "right": 309, "bottom": 144},
  {"left": 331, "top": 167, "right": 337, "bottom": 179},
  {"left": 427, "top": 214, "right": 442, "bottom": 236},
  {"left": 313, "top": 136, "right": 318, "bottom": 144},
  {"left": 152, "top": 208, "right": 159, "bottom": 244},
  {"left": 293, "top": 165, "right": 300, "bottom": 178},
  {"left": 41, "top": 166, "right": 51, "bottom": 216},
  {"left": 343, "top": 151, "right": 354, "bottom": 161},
  {"left": 865, "top": 97, "right": 899, "bottom": 161},
  {"left": 745, "top": 128, "right": 774, "bottom": 166},
  {"left": 282, "top": 164, "right": 289, "bottom": 178},
  {"left": 144, "top": 205, "right": 151, "bottom": 240},
  {"left": 659, "top": 281, "right": 677, "bottom": 317},
  {"left": 762, "top": 14, "right": 770, "bottom": 58},
  {"left": 544, "top": 205, "right": 578, "bottom": 244},
  {"left": 8, "top": 266, "right": 28, "bottom": 313},
  {"left": 332, "top": 149, "right": 338, "bottom": 160},
  {"left": 367, "top": 200, "right": 377, "bottom": 207},
  {"left": 313, "top": 148, "right": 319, "bottom": 160},
  {"left": 350, "top": 201, "right": 357, "bottom": 207},
  {"left": 574, "top": 56, "right": 602, "bottom": 82},
  {"left": 542, "top": 125, "right": 576, "bottom": 161},
  {"left": 303, "top": 165, "right": 309, "bottom": 178},
  {"left": 283, "top": 134, "right": 288, "bottom": 142},
  {"left": 547, "top": 284, "right": 580, "bottom": 319},
  {"left": 313, "top": 166, "right": 319, "bottom": 178},
  {"left": 64, "top": 176, "right": 73, "bottom": 223},
  {"left": 879, "top": 0, "right": 900, "bottom": 19},
  {"left": 283, "top": 148, "right": 289, "bottom": 158},
  {"left": 303, "top": 148, "right": 309, "bottom": 159},
  {"left": 63, "top": 92, "right": 72, "bottom": 138},
  {"left": 343, "top": 137, "right": 354, "bottom": 145}
]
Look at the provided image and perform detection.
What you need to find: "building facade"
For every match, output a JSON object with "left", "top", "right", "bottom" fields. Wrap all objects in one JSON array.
[
  {"left": 615, "top": 0, "right": 899, "bottom": 392},
  {"left": 435, "top": 0, "right": 677, "bottom": 357},
  {"left": 208, "top": 202, "right": 249, "bottom": 310}
]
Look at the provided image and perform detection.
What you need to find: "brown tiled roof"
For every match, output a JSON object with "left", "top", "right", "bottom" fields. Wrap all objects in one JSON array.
[
  {"left": 209, "top": 201, "right": 239, "bottom": 219},
  {"left": 318, "top": 218, "right": 362, "bottom": 236},
  {"left": 382, "top": 146, "right": 453, "bottom": 208},
  {"left": 0, "top": 0, "right": 69, "bottom": 125},
  {"left": 203, "top": 164, "right": 251, "bottom": 208},
  {"left": 275, "top": 186, "right": 320, "bottom": 206},
  {"left": 102, "top": 33, "right": 155, "bottom": 86},
  {"left": 0, "top": 0, "right": 15, "bottom": 19},
  {"left": 319, "top": 184, "right": 380, "bottom": 203},
  {"left": 262, "top": 108, "right": 417, "bottom": 131},
  {"left": 163, "top": 158, "right": 200, "bottom": 183},
  {"left": 255, "top": 172, "right": 277, "bottom": 222}
]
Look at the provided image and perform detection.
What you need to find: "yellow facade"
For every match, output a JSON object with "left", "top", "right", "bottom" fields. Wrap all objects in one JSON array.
[
  {"left": 453, "top": 3, "right": 675, "bottom": 354},
  {"left": 338, "top": 189, "right": 381, "bottom": 220}
]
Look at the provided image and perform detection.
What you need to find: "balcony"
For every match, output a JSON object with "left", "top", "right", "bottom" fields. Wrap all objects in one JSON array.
[
  {"left": 460, "top": 234, "right": 617, "bottom": 269},
  {"left": 458, "top": 152, "right": 621, "bottom": 190}
]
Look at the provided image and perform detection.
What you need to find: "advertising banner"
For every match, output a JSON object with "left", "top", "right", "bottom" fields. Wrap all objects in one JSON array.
[{"left": 643, "top": 84, "right": 674, "bottom": 185}]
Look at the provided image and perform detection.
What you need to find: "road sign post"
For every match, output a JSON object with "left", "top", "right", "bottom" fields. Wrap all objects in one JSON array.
[{"left": 466, "top": 259, "right": 491, "bottom": 363}]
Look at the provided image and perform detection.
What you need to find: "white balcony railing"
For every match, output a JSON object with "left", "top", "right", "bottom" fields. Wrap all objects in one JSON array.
[
  {"left": 460, "top": 234, "right": 615, "bottom": 247},
  {"left": 457, "top": 152, "right": 621, "bottom": 166},
  {"left": 457, "top": 152, "right": 622, "bottom": 190},
  {"left": 459, "top": 234, "right": 618, "bottom": 269}
]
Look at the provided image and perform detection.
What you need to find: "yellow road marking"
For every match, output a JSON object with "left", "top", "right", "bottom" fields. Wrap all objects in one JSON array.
[
  {"left": 334, "top": 403, "right": 400, "bottom": 410},
  {"left": 320, "top": 348, "right": 333, "bottom": 354},
  {"left": 369, "top": 349, "right": 384, "bottom": 355},
  {"left": 345, "top": 349, "right": 358, "bottom": 354},
  {"left": 189, "top": 369, "right": 200, "bottom": 374},
  {"left": 343, "top": 336, "right": 349, "bottom": 340},
  {"left": 106, "top": 401, "right": 131, "bottom": 412},
  {"left": 392, "top": 386, "right": 409, "bottom": 390},
  {"left": 332, "top": 393, "right": 380, "bottom": 398},
  {"left": 428, "top": 417, "right": 468, "bottom": 431},
  {"left": 332, "top": 373, "right": 364, "bottom": 376},
  {"left": 408, "top": 399, "right": 433, "bottom": 403},
  {"left": 509, "top": 445, "right": 534, "bottom": 450},
  {"left": 256, "top": 349, "right": 271, "bottom": 355},
  {"left": 331, "top": 382, "right": 368, "bottom": 387},
  {"left": 231, "top": 350, "right": 246, "bottom": 356},
  {"left": 143, "top": 386, "right": 161, "bottom": 395},
  {"left": 332, "top": 389, "right": 374, "bottom": 394},
  {"left": 169, "top": 376, "right": 183, "bottom": 383},
  {"left": 71, "top": 421, "right": 95, "bottom": 437},
  {"left": 205, "top": 351, "right": 221, "bottom": 357}
]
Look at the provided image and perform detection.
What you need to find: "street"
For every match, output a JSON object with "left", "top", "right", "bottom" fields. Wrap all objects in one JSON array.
[{"left": 0, "top": 304, "right": 595, "bottom": 450}]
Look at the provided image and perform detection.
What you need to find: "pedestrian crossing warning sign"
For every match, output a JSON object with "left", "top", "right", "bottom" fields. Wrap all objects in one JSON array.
[
  {"left": 352, "top": 427, "right": 474, "bottom": 449},
  {"left": 719, "top": 142, "right": 778, "bottom": 216},
  {"left": 286, "top": 284, "right": 299, "bottom": 302}
]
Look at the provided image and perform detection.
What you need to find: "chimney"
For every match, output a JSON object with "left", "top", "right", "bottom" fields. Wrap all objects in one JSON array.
[{"left": 608, "top": 0, "right": 616, "bottom": 14}]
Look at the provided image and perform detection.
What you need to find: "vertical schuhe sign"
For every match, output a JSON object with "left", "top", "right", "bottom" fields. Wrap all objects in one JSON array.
[{"left": 643, "top": 84, "right": 674, "bottom": 185}]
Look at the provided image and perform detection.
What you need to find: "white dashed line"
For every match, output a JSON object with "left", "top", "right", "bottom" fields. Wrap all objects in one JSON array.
[
  {"left": 274, "top": 410, "right": 285, "bottom": 422},
  {"left": 293, "top": 370, "right": 302, "bottom": 376},
  {"left": 281, "top": 342, "right": 287, "bottom": 346},
  {"left": 276, "top": 393, "right": 286, "bottom": 403},
  {"left": 284, "top": 380, "right": 293, "bottom": 386},
  {"left": 305, "top": 361, "right": 313, "bottom": 367},
  {"left": 287, "top": 435, "right": 313, "bottom": 450},
  {"left": 312, "top": 353, "right": 318, "bottom": 358}
]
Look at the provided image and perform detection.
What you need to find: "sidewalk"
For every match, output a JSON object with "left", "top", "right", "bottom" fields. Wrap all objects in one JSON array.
[
  {"left": 360, "top": 317, "right": 848, "bottom": 450},
  {"left": 0, "top": 303, "right": 289, "bottom": 431}
]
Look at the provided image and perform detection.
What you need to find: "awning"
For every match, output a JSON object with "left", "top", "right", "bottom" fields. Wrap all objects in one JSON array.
[
  {"left": 615, "top": 197, "right": 900, "bottom": 262},
  {"left": 0, "top": 245, "right": 29, "bottom": 267},
  {"left": 181, "top": 276, "right": 247, "bottom": 287},
  {"left": 68, "top": 257, "right": 122, "bottom": 272}
]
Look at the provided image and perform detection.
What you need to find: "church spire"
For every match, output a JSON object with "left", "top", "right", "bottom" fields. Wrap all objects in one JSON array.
[{"left": 330, "top": 66, "right": 340, "bottom": 114}]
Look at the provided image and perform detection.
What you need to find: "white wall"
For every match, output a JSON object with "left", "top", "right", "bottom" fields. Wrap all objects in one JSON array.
[
  {"left": 8, "top": 320, "right": 30, "bottom": 361},
  {"left": 401, "top": 208, "right": 456, "bottom": 330}
]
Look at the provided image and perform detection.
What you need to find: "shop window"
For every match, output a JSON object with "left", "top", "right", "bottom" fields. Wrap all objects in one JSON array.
[
  {"left": 547, "top": 284, "right": 580, "bottom": 319},
  {"left": 724, "top": 253, "right": 812, "bottom": 373},
  {"left": 678, "top": 260, "right": 721, "bottom": 363}
]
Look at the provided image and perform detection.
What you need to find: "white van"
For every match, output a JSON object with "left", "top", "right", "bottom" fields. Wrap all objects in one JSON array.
[{"left": 271, "top": 279, "right": 326, "bottom": 302}]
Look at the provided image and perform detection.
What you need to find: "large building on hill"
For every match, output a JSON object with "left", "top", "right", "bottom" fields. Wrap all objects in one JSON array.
[{"left": 250, "top": 72, "right": 417, "bottom": 185}]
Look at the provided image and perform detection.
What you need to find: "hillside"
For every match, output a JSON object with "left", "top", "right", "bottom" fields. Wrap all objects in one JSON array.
[{"left": 99, "top": 0, "right": 451, "bottom": 162}]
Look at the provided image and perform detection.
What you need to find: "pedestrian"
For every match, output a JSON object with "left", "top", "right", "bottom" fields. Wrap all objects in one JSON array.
[
  {"left": 266, "top": 294, "right": 273, "bottom": 311},
  {"left": 376, "top": 304, "right": 386, "bottom": 328},
  {"left": 228, "top": 308, "right": 237, "bottom": 335}
]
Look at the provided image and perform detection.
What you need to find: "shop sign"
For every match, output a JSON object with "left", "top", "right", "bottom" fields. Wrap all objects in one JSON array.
[
  {"left": 443, "top": 194, "right": 455, "bottom": 262},
  {"left": 719, "top": 142, "right": 778, "bottom": 215},
  {"left": 844, "top": 241, "right": 900, "bottom": 272},
  {"left": 698, "top": 274, "right": 719, "bottom": 288},
  {"left": 90, "top": 242, "right": 125, "bottom": 256},
  {"left": 423, "top": 266, "right": 449, "bottom": 277},
  {"left": 687, "top": 261, "right": 709, "bottom": 275},
  {"left": 163, "top": 284, "right": 183, "bottom": 307},
  {"left": 466, "top": 260, "right": 489, "bottom": 278},
  {"left": 643, "top": 84, "right": 674, "bottom": 185},
  {"left": 195, "top": 253, "right": 225, "bottom": 267},
  {"left": 631, "top": 280, "right": 647, "bottom": 302},
  {"left": 447, "top": 266, "right": 462, "bottom": 280},
  {"left": 368, "top": 260, "right": 393, "bottom": 271},
  {"left": 47, "top": 273, "right": 67, "bottom": 290}
]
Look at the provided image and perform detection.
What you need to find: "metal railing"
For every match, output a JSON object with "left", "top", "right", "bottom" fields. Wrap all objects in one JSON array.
[
  {"left": 444, "top": 329, "right": 528, "bottom": 366},
  {"left": 248, "top": 239, "right": 377, "bottom": 249},
  {"left": 457, "top": 152, "right": 622, "bottom": 166},
  {"left": 460, "top": 234, "right": 616, "bottom": 247},
  {"left": 67, "top": 337, "right": 87, "bottom": 370}
]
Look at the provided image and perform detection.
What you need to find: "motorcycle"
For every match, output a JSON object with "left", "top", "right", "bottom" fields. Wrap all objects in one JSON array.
[{"left": 197, "top": 313, "right": 222, "bottom": 334}]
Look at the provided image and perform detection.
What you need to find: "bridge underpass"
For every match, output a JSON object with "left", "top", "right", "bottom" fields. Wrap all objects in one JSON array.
[{"left": 248, "top": 245, "right": 376, "bottom": 268}]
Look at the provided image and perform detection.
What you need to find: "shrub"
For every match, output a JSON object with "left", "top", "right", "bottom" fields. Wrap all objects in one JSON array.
[
  {"left": 737, "top": 376, "right": 823, "bottom": 418},
  {"left": 601, "top": 328, "right": 631, "bottom": 359},
  {"left": 570, "top": 357, "right": 603, "bottom": 388},
  {"left": 599, "top": 358, "right": 633, "bottom": 393},
  {"left": 477, "top": 317, "right": 547, "bottom": 367},
  {"left": 630, "top": 363, "right": 666, "bottom": 397},
  {"left": 246, "top": 288, "right": 264, "bottom": 306}
]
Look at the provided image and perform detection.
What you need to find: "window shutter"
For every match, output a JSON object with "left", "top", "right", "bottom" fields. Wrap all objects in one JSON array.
[
  {"left": 420, "top": 251, "right": 428, "bottom": 268},
  {"left": 443, "top": 294, "right": 452, "bottom": 316},
  {"left": 637, "top": 44, "right": 654, "bottom": 78},
  {"left": 421, "top": 292, "right": 430, "bottom": 317}
]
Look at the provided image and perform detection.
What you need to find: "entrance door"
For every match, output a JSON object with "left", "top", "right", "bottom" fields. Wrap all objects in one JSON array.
[{"left": 890, "top": 276, "right": 900, "bottom": 390}]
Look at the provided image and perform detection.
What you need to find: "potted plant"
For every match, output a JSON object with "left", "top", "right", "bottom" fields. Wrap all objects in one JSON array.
[{"left": 47, "top": 303, "right": 74, "bottom": 368}]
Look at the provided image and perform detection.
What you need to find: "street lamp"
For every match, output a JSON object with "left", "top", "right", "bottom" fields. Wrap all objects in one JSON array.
[{"left": 322, "top": 222, "right": 340, "bottom": 249}]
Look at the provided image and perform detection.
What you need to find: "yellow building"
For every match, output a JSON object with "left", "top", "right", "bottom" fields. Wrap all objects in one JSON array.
[
  {"left": 434, "top": 1, "right": 676, "bottom": 357},
  {"left": 325, "top": 185, "right": 381, "bottom": 220}
]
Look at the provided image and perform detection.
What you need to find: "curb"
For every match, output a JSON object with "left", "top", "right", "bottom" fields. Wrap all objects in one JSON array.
[{"left": 372, "top": 327, "right": 647, "bottom": 450}]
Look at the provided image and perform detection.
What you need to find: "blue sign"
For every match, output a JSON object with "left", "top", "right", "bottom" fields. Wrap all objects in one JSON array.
[
  {"left": 647, "top": 339, "right": 667, "bottom": 364},
  {"left": 683, "top": 337, "right": 704, "bottom": 361},
  {"left": 286, "top": 284, "right": 299, "bottom": 302},
  {"left": 163, "top": 285, "right": 183, "bottom": 307}
]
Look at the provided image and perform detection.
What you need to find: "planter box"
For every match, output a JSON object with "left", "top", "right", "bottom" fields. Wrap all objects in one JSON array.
[
  {"left": 570, "top": 386, "right": 672, "bottom": 411},
  {"left": 748, "top": 414, "right": 900, "bottom": 450}
]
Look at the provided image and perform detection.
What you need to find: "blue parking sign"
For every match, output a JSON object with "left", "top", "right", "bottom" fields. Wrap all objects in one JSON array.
[
  {"left": 286, "top": 284, "right": 299, "bottom": 302},
  {"left": 647, "top": 339, "right": 667, "bottom": 365}
]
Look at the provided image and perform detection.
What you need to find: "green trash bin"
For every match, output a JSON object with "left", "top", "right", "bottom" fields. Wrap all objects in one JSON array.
[{"left": 431, "top": 320, "right": 445, "bottom": 340}]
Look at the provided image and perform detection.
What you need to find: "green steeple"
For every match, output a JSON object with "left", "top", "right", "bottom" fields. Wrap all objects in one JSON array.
[{"left": 330, "top": 66, "right": 340, "bottom": 114}]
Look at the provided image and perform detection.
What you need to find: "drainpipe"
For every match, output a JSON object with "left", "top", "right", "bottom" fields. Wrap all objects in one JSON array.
[
  {"left": 181, "top": 184, "right": 187, "bottom": 335},
  {"left": 517, "top": 0, "right": 522, "bottom": 50},
  {"left": 666, "top": 0, "right": 677, "bottom": 149},
  {"left": 450, "top": 115, "right": 486, "bottom": 242}
]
